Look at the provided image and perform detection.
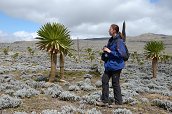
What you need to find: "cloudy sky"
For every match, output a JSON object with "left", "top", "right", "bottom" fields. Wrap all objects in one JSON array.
[{"left": 0, "top": 0, "right": 171, "bottom": 42}]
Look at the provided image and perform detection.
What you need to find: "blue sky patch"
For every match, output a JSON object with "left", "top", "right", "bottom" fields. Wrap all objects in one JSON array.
[
  {"left": 0, "top": 11, "right": 40, "bottom": 33},
  {"left": 149, "top": 0, "right": 159, "bottom": 3}
]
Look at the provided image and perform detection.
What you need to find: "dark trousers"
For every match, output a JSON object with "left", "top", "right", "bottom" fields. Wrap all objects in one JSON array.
[{"left": 101, "top": 69, "right": 122, "bottom": 105}]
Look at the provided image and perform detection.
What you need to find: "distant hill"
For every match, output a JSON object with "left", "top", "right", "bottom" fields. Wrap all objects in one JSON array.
[
  {"left": 84, "top": 33, "right": 172, "bottom": 41},
  {"left": 129, "top": 33, "right": 172, "bottom": 41},
  {"left": 138, "top": 33, "right": 169, "bottom": 38},
  {"left": 0, "top": 33, "right": 171, "bottom": 43},
  {"left": 84, "top": 37, "right": 109, "bottom": 40}
]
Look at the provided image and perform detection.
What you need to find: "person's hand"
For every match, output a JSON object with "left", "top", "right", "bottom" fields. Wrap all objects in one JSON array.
[{"left": 103, "top": 47, "right": 111, "bottom": 53}]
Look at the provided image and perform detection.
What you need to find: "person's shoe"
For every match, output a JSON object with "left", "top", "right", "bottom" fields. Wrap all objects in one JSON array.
[
  {"left": 108, "top": 102, "right": 115, "bottom": 108},
  {"left": 107, "top": 104, "right": 113, "bottom": 108},
  {"left": 96, "top": 101, "right": 108, "bottom": 107},
  {"left": 115, "top": 102, "right": 122, "bottom": 105}
]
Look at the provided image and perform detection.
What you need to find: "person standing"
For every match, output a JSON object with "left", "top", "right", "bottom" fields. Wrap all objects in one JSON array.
[{"left": 98, "top": 24, "right": 126, "bottom": 106}]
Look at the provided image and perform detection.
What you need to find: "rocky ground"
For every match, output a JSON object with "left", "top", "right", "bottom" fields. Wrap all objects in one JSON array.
[{"left": 0, "top": 34, "right": 172, "bottom": 114}]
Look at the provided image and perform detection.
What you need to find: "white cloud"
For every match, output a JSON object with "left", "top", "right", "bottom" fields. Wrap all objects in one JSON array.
[
  {"left": 13, "top": 31, "right": 37, "bottom": 41},
  {"left": 0, "top": 30, "right": 86, "bottom": 43},
  {"left": 0, "top": 30, "right": 37, "bottom": 43},
  {"left": 0, "top": 0, "right": 172, "bottom": 42},
  {"left": 0, "top": 30, "right": 11, "bottom": 42}
]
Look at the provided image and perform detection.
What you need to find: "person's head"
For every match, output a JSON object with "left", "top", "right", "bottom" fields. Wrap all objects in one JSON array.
[{"left": 109, "top": 24, "right": 119, "bottom": 36}]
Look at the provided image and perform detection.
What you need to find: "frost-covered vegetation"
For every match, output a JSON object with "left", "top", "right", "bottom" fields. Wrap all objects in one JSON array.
[
  {"left": 112, "top": 108, "right": 132, "bottom": 114},
  {"left": 152, "top": 99, "right": 172, "bottom": 112},
  {"left": 14, "top": 105, "right": 102, "bottom": 114},
  {"left": 0, "top": 95, "right": 21, "bottom": 109},
  {"left": 0, "top": 39, "right": 172, "bottom": 114}
]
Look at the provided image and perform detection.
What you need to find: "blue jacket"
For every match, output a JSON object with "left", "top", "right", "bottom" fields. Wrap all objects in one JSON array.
[{"left": 104, "top": 33, "right": 125, "bottom": 72}]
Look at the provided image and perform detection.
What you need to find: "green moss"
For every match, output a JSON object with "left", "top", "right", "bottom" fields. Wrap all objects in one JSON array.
[
  {"left": 64, "top": 70, "right": 87, "bottom": 79},
  {"left": 88, "top": 70, "right": 100, "bottom": 77}
]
